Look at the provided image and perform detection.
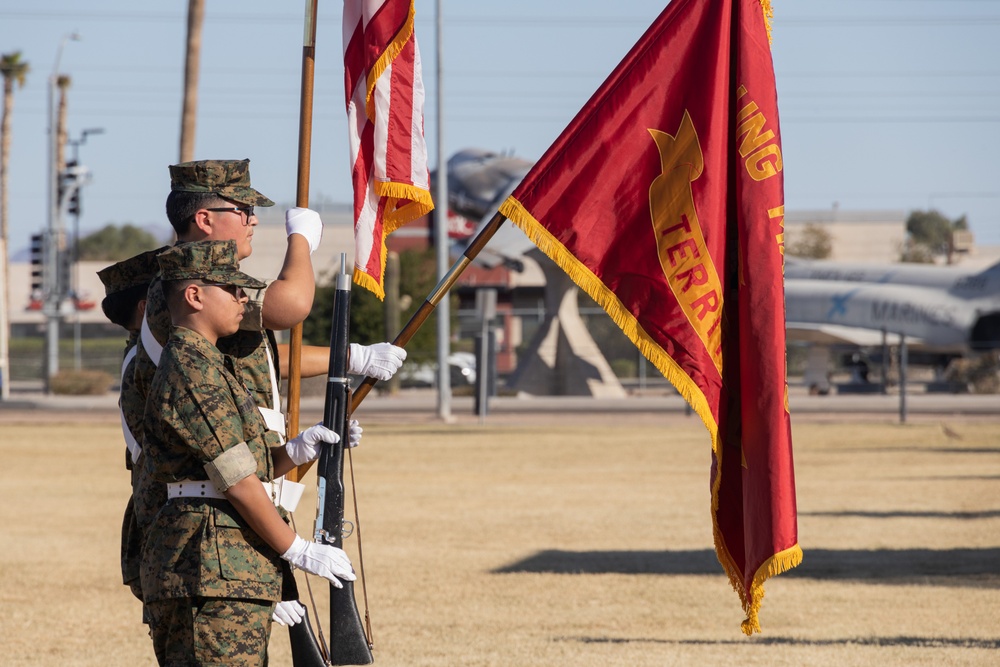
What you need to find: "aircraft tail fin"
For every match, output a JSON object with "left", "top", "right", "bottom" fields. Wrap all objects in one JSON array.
[{"left": 979, "top": 259, "right": 1000, "bottom": 275}]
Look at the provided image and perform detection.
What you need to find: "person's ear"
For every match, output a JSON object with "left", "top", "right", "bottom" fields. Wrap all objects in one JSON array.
[
  {"left": 128, "top": 299, "right": 147, "bottom": 331},
  {"left": 191, "top": 208, "right": 213, "bottom": 237},
  {"left": 183, "top": 283, "right": 206, "bottom": 312}
]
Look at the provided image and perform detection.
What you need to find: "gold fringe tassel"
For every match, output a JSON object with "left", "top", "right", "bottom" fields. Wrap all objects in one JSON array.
[
  {"left": 739, "top": 544, "right": 803, "bottom": 634},
  {"left": 376, "top": 180, "right": 435, "bottom": 231},
  {"left": 353, "top": 266, "right": 385, "bottom": 301},
  {"left": 758, "top": 0, "right": 774, "bottom": 44},
  {"left": 355, "top": 180, "right": 433, "bottom": 300}
]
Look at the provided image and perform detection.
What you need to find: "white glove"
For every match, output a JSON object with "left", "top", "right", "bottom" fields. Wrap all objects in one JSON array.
[
  {"left": 285, "top": 207, "right": 323, "bottom": 254},
  {"left": 348, "top": 419, "right": 362, "bottom": 449},
  {"left": 272, "top": 600, "right": 306, "bottom": 627},
  {"left": 285, "top": 422, "right": 339, "bottom": 466},
  {"left": 349, "top": 342, "right": 407, "bottom": 381},
  {"left": 281, "top": 535, "right": 355, "bottom": 587}
]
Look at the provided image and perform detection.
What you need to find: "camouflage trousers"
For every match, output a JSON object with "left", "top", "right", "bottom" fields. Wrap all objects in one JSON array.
[{"left": 147, "top": 597, "right": 274, "bottom": 666}]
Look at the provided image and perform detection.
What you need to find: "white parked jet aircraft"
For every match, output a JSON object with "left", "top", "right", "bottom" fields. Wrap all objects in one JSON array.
[
  {"left": 785, "top": 257, "right": 1000, "bottom": 353},
  {"left": 784, "top": 257, "right": 1000, "bottom": 392}
]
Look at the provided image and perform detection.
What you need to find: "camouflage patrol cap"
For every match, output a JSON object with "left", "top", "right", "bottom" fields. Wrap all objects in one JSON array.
[
  {"left": 97, "top": 246, "right": 168, "bottom": 296},
  {"left": 168, "top": 159, "right": 275, "bottom": 207},
  {"left": 157, "top": 240, "right": 267, "bottom": 289}
]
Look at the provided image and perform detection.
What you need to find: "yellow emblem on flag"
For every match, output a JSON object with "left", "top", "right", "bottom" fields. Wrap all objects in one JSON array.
[{"left": 649, "top": 111, "right": 723, "bottom": 373}]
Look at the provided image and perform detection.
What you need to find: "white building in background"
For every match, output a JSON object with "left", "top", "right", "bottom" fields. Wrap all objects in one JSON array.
[
  {"left": 783, "top": 208, "right": 908, "bottom": 263},
  {"left": 783, "top": 206, "right": 1000, "bottom": 268}
]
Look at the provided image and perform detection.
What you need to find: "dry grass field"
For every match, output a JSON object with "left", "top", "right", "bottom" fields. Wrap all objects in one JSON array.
[{"left": 1, "top": 407, "right": 998, "bottom": 666}]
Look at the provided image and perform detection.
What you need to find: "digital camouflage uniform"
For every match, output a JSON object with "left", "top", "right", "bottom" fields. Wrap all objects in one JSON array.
[
  {"left": 118, "top": 332, "right": 144, "bottom": 601},
  {"left": 131, "top": 160, "right": 292, "bottom": 598},
  {"left": 132, "top": 251, "right": 292, "bottom": 599},
  {"left": 140, "top": 242, "right": 280, "bottom": 666},
  {"left": 96, "top": 248, "right": 164, "bottom": 605}
]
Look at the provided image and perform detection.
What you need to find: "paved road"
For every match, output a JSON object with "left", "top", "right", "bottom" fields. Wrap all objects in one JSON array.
[{"left": 1, "top": 386, "right": 997, "bottom": 419}]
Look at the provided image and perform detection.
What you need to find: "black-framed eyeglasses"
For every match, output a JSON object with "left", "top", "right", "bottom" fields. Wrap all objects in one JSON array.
[
  {"left": 205, "top": 206, "right": 254, "bottom": 225},
  {"left": 194, "top": 282, "right": 247, "bottom": 301}
]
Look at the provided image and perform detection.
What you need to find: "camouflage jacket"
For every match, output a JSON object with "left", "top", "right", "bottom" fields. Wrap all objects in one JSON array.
[
  {"left": 117, "top": 331, "right": 155, "bottom": 597},
  {"left": 136, "top": 268, "right": 283, "bottom": 446},
  {"left": 140, "top": 326, "right": 282, "bottom": 603}
]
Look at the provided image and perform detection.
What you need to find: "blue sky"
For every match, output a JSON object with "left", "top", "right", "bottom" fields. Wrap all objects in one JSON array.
[{"left": 1, "top": 0, "right": 998, "bottom": 259}]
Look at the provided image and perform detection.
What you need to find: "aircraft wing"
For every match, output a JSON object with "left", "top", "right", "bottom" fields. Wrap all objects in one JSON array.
[{"left": 785, "top": 322, "right": 922, "bottom": 347}]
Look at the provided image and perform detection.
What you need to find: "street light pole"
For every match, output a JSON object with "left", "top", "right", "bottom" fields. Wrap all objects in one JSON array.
[
  {"left": 66, "top": 128, "right": 102, "bottom": 370},
  {"left": 435, "top": 0, "right": 451, "bottom": 420},
  {"left": 45, "top": 32, "right": 80, "bottom": 392}
]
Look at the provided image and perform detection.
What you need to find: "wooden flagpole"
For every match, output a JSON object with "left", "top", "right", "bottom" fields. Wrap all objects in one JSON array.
[
  {"left": 286, "top": 0, "right": 318, "bottom": 483},
  {"left": 349, "top": 211, "right": 508, "bottom": 410}
]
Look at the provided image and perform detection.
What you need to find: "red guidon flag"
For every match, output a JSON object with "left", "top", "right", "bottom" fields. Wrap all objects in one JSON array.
[
  {"left": 343, "top": 0, "right": 434, "bottom": 298},
  {"left": 499, "top": 0, "right": 800, "bottom": 634}
]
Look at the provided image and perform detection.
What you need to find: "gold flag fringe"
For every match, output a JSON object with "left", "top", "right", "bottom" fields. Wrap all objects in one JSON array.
[
  {"left": 758, "top": 0, "right": 774, "bottom": 44},
  {"left": 502, "top": 196, "right": 800, "bottom": 634},
  {"left": 354, "top": 266, "right": 385, "bottom": 301},
  {"left": 364, "top": 0, "right": 418, "bottom": 121},
  {"left": 376, "top": 180, "right": 435, "bottom": 232},
  {"left": 354, "top": 180, "right": 433, "bottom": 300}
]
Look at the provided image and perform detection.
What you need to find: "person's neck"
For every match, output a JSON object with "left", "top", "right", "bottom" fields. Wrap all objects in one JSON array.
[
  {"left": 178, "top": 229, "right": 208, "bottom": 244},
  {"left": 172, "top": 316, "right": 220, "bottom": 347}
]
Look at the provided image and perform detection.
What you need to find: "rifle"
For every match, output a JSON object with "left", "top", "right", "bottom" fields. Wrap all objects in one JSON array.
[
  {"left": 287, "top": 212, "right": 511, "bottom": 663},
  {"left": 313, "top": 254, "right": 374, "bottom": 665}
]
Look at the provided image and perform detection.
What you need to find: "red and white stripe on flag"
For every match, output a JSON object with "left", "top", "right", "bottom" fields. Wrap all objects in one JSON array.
[{"left": 343, "top": 0, "right": 434, "bottom": 299}]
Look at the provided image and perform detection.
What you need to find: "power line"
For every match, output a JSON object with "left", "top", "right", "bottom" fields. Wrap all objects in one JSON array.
[{"left": 3, "top": 9, "right": 1000, "bottom": 28}]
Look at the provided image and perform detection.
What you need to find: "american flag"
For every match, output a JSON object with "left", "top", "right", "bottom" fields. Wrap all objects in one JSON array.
[{"left": 343, "top": 0, "right": 434, "bottom": 298}]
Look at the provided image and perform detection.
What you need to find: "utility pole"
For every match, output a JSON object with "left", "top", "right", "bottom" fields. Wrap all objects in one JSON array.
[
  {"left": 435, "top": 0, "right": 451, "bottom": 420},
  {"left": 45, "top": 32, "right": 80, "bottom": 392},
  {"left": 65, "top": 128, "right": 103, "bottom": 369}
]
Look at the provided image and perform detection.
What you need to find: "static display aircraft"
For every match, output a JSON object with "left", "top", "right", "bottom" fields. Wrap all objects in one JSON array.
[
  {"left": 445, "top": 148, "right": 536, "bottom": 267},
  {"left": 785, "top": 257, "right": 1000, "bottom": 393},
  {"left": 784, "top": 257, "right": 1000, "bottom": 353}
]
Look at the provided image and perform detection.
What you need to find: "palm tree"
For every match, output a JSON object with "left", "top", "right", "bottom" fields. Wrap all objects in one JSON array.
[
  {"left": 56, "top": 75, "right": 71, "bottom": 175},
  {"left": 1, "top": 51, "right": 29, "bottom": 247},
  {"left": 1, "top": 51, "right": 30, "bottom": 400},
  {"left": 179, "top": 0, "right": 205, "bottom": 162}
]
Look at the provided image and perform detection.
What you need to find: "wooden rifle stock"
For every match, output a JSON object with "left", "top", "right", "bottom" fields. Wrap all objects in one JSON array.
[{"left": 314, "top": 259, "right": 373, "bottom": 665}]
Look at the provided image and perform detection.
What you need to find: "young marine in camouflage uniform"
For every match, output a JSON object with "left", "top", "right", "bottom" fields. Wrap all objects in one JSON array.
[
  {"left": 141, "top": 241, "right": 358, "bottom": 666},
  {"left": 96, "top": 247, "right": 166, "bottom": 606},
  {"left": 133, "top": 159, "right": 404, "bottom": 629}
]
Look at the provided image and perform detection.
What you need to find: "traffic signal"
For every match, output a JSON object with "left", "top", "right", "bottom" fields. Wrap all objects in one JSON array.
[
  {"left": 29, "top": 233, "right": 45, "bottom": 292},
  {"left": 60, "top": 160, "right": 82, "bottom": 217},
  {"left": 67, "top": 188, "right": 81, "bottom": 217},
  {"left": 57, "top": 249, "right": 73, "bottom": 298}
]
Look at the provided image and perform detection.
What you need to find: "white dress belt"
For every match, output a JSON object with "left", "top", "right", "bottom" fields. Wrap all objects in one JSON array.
[{"left": 166, "top": 477, "right": 305, "bottom": 512}]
